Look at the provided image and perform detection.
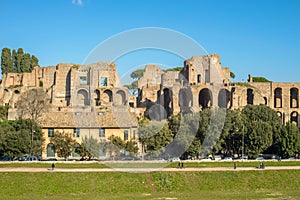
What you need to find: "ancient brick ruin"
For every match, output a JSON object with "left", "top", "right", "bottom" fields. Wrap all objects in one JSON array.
[{"left": 0, "top": 54, "right": 299, "bottom": 157}]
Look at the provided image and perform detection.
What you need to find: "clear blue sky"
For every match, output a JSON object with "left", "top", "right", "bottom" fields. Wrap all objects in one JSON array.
[{"left": 1, "top": 0, "right": 300, "bottom": 82}]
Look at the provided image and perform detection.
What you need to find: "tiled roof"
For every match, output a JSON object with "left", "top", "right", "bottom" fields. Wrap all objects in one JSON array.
[{"left": 40, "top": 107, "right": 138, "bottom": 128}]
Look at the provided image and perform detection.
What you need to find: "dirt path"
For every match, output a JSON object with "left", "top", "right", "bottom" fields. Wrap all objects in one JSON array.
[{"left": 0, "top": 166, "right": 300, "bottom": 173}]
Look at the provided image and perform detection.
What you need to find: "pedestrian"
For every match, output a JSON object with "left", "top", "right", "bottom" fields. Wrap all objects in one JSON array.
[
  {"left": 178, "top": 161, "right": 181, "bottom": 169},
  {"left": 234, "top": 162, "right": 237, "bottom": 170},
  {"left": 51, "top": 163, "right": 55, "bottom": 170},
  {"left": 181, "top": 161, "right": 184, "bottom": 169},
  {"left": 261, "top": 161, "right": 265, "bottom": 169}
]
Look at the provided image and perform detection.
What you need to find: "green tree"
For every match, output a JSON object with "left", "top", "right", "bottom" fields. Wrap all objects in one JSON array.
[
  {"left": 130, "top": 69, "right": 145, "bottom": 79},
  {"left": 1, "top": 48, "right": 13, "bottom": 74},
  {"left": 124, "top": 80, "right": 138, "bottom": 95},
  {"left": 124, "top": 69, "right": 145, "bottom": 96},
  {"left": 125, "top": 140, "right": 139, "bottom": 156},
  {"left": 0, "top": 119, "right": 44, "bottom": 158},
  {"left": 20, "top": 53, "right": 31, "bottom": 72},
  {"left": 75, "top": 136, "right": 102, "bottom": 160},
  {"left": 1, "top": 47, "right": 39, "bottom": 74},
  {"left": 50, "top": 131, "right": 75, "bottom": 160},
  {"left": 15, "top": 48, "right": 24, "bottom": 73},
  {"left": 0, "top": 105, "right": 9, "bottom": 122},
  {"left": 279, "top": 122, "right": 300, "bottom": 157},
  {"left": 30, "top": 55, "right": 39, "bottom": 71},
  {"left": 242, "top": 105, "right": 282, "bottom": 158},
  {"left": 230, "top": 71, "right": 236, "bottom": 79}
]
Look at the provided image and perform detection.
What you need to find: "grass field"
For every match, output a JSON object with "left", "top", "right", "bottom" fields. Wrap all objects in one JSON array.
[{"left": 0, "top": 170, "right": 299, "bottom": 200}]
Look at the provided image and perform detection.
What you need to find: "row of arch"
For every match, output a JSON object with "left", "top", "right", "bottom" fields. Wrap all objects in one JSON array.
[
  {"left": 274, "top": 87, "right": 299, "bottom": 108},
  {"left": 277, "top": 111, "right": 299, "bottom": 126},
  {"left": 159, "top": 87, "right": 232, "bottom": 114},
  {"left": 76, "top": 88, "right": 127, "bottom": 107}
]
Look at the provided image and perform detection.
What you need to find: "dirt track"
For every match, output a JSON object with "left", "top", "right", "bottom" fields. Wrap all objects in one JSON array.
[{"left": 0, "top": 166, "right": 300, "bottom": 173}]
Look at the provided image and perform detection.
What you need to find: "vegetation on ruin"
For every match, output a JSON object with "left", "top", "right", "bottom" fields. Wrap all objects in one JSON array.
[
  {"left": 0, "top": 170, "right": 299, "bottom": 200},
  {"left": 164, "top": 67, "right": 183, "bottom": 72},
  {"left": 124, "top": 68, "right": 144, "bottom": 95},
  {"left": 252, "top": 76, "right": 271, "bottom": 82},
  {"left": 1, "top": 47, "right": 39, "bottom": 74},
  {"left": 230, "top": 71, "right": 236, "bottom": 79}
]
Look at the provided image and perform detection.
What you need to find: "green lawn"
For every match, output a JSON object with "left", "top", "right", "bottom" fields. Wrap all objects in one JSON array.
[{"left": 0, "top": 170, "right": 299, "bottom": 200}]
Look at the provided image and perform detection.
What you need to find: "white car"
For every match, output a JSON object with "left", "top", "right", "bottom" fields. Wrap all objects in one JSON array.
[
  {"left": 223, "top": 157, "right": 233, "bottom": 161},
  {"left": 214, "top": 156, "right": 222, "bottom": 161}
]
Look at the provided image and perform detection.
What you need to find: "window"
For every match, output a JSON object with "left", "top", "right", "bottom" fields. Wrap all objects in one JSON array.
[
  {"left": 132, "top": 130, "right": 136, "bottom": 140},
  {"left": 197, "top": 74, "right": 201, "bottom": 83},
  {"left": 99, "top": 129, "right": 105, "bottom": 137},
  {"left": 98, "top": 112, "right": 104, "bottom": 116},
  {"left": 124, "top": 130, "right": 129, "bottom": 140},
  {"left": 75, "top": 112, "right": 82, "bottom": 115},
  {"left": 100, "top": 77, "right": 107, "bottom": 86},
  {"left": 73, "top": 128, "right": 80, "bottom": 138},
  {"left": 48, "top": 128, "right": 54, "bottom": 137},
  {"left": 129, "top": 102, "right": 134, "bottom": 108},
  {"left": 80, "top": 76, "right": 87, "bottom": 84}
]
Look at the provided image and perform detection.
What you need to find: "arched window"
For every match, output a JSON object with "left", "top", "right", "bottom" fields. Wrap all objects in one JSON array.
[
  {"left": 291, "top": 111, "right": 298, "bottom": 126},
  {"left": 47, "top": 143, "right": 55, "bottom": 157},
  {"left": 218, "top": 89, "right": 231, "bottom": 108},
  {"left": 103, "top": 89, "right": 113, "bottom": 103},
  {"left": 179, "top": 88, "right": 193, "bottom": 113},
  {"left": 199, "top": 88, "right": 212, "bottom": 109},
  {"left": 115, "top": 90, "right": 126, "bottom": 105},
  {"left": 277, "top": 112, "right": 283, "bottom": 124},
  {"left": 247, "top": 89, "right": 254, "bottom": 105},
  {"left": 94, "top": 89, "right": 100, "bottom": 106},
  {"left": 274, "top": 88, "right": 282, "bottom": 108},
  {"left": 290, "top": 88, "right": 299, "bottom": 108},
  {"left": 77, "top": 89, "right": 89, "bottom": 106}
]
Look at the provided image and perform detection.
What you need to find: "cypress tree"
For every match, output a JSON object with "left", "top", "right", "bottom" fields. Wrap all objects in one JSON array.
[
  {"left": 1, "top": 48, "right": 13, "bottom": 74},
  {"left": 16, "top": 48, "right": 24, "bottom": 73}
]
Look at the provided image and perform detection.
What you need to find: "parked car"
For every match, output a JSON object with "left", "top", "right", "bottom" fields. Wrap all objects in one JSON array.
[
  {"left": 223, "top": 157, "right": 233, "bottom": 161},
  {"left": 170, "top": 157, "right": 180, "bottom": 162},
  {"left": 256, "top": 157, "right": 264, "bottom": 160},
  {"left": 214, "top": 155, "right": 222, "bottom": 161},
  {"left": 200, "top": 157, "right": 212, "bottom": 162}
]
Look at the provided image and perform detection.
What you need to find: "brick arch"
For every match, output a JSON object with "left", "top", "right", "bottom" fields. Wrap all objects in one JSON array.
[
  {"left": 247, "top": 88, "right": 254, "bottom": 105},
  {"left": 115, "top": 90, "right": 126, "bottom": 105},
  {"left": 179, "top": 88, "right": 193, "bottom": 113},
  {"left": 291, "top": 111, "right": 298, "bottom": 126},
  {"left": 277, "top": 111, "right": 283, "bottom": 124},
  {"left": 162, "top": 88, "right": 173, "bottom": 118},
  {"left": 94, "top": 89, "right": 100, "bottom": 106},
  {"left": 103, "top": 89, "right": 113, "bottom": 103},
  {"left": 274, "top": 87, "right": 282, "bottom": 108},
  {"left": 290, "top": 87, "right": 299, "bottom": 108},
  {"left": 76, "top": 89, "right": 90, "bottom": 106},
  {"left": 218, "top": 88, "right": 231, "bottom": 108},
  {"left": 199, "top": 88, "right": 212, "bottom": 109}
]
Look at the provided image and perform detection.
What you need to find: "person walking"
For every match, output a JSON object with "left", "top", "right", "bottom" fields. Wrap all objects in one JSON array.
[
  {"left": 51, "top": 163, "right": 55, "bottom": 170},
  {"left": 234, "top": 162, "right": 237, "bottom": 170}
]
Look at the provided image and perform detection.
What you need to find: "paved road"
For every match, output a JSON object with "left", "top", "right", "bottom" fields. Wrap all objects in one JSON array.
[{"left": 0, "top": 166, "right": 300, "bottom": 173}]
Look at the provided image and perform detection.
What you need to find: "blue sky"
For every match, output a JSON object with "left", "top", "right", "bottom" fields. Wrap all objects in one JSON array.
[{"left": 1, "top": 0, "right": 300, "bottom": 83}]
